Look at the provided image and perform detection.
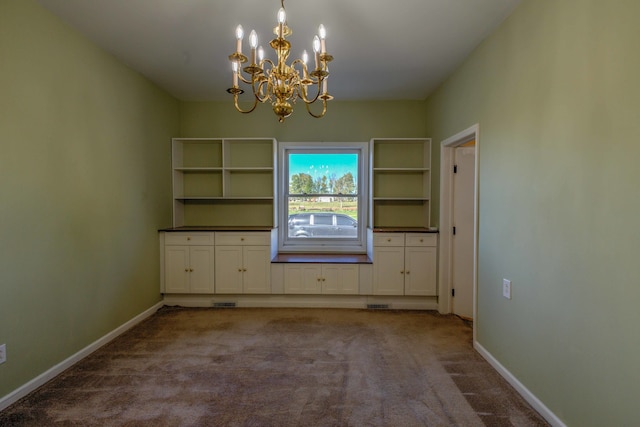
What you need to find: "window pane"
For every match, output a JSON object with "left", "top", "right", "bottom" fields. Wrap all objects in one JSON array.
[
  {"left": 286, "top": 152, "right": 359, "bottom": 240},
  {"left": 288, "top": 153, "right": 358, "bottom": 195}
]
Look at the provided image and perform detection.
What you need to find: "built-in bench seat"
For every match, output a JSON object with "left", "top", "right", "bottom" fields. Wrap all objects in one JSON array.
[{"left": 271, "top": 253, "right": 372, "bottom": 264}]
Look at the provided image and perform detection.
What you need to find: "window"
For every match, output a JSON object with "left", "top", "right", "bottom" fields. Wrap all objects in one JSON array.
[{"left": 278, "top": 142, "right": 368, "bottom": 253}]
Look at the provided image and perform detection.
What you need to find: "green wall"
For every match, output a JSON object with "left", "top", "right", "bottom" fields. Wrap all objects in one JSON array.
[
  {"left": 179, "top": 100, "right": 431, "bottom": 222},
  {"left": 179, "top": 100, "right": 428, "bottom": 141},
  {"left": 0, "top": 0, "right": 178, "bottom": 399},
  {"left": 425, "top": 0, "right": 640, "bottom": 425}
]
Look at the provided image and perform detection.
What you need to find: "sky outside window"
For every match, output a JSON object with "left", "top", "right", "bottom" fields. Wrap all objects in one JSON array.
[{"left": 288, "top": 153, "right": 358, "bottom": 186}]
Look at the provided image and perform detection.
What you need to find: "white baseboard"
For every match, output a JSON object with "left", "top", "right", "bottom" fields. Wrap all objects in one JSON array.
[
  {"left": 0, "top": 301, "right": 165, "bottom": 412},
  {"left": 474, "top": 341, "right": 566, "bottom": 427},
  {"left": 162, "top": 294, "right": 439, "bottom": 311}
]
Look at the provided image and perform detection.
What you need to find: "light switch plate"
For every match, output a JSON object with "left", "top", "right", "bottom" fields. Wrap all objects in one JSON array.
[
  {"left": 503, "top": 279, "right": 512, "bottom": 299},
  {"left": 0, "top": 343, "right": 6, "bottom": 364}
]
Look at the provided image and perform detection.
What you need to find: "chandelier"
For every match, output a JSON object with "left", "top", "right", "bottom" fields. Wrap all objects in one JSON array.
[{"left": 227, "top": 0, "right": 333, "bottom": 123}]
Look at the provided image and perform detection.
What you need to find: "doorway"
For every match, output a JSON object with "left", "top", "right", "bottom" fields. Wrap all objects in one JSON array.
[{"left": 438, "top": 125, "right": 479, "bottom": 325}]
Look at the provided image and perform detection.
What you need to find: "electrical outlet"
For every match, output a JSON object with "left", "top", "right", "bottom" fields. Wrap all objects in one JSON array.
[
  {"left": 503, "top": 279, "right": 512, "bottom": 300},
  {"left": 0, "top": 344, "right": 6, "bottom": 364}
]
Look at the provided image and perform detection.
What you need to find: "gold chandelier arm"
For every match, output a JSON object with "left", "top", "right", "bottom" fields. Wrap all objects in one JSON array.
[
  {"left": 304, "top": 97, "right": 328, "bottom": 118},
  {"left": 261, "top": 59, "right": 276, "bottom": 70},
  {"left": 255, "top": 79, "right": 271, "bottom": 103},
  {"left": 298, "top": 79, "right": 322, "bottom": 104},
  {"left": 232, "top": 93, "right": 260, "bottom": 114},
  {"left": 237, "top": 70, "right": 253, "bottom": 85}
]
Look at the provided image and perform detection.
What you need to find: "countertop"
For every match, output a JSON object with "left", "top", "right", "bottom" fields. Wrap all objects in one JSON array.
[
  {"left": 159, "top": 226, "right": 275, "bottom": 232},
  {"left": 371, "top": 227, "right": 439, "bottom": 233}
]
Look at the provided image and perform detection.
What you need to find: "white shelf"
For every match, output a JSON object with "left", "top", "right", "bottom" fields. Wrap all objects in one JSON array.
[
  {"left": 171, "top": 138, "right": 277, "bottom": 227},
  {"left": 369, "top": 138, "right": 432, "bottom": 229}
]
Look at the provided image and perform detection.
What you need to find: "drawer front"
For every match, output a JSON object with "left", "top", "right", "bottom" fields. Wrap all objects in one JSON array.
[
  {"left": 405, "top": 233, "right": 437, "bottom": 247},
  {"left": 164, "top": 232, "right": 214, "bottom": 246},
  {"left": 373, "top": 233, "right": 405, "bottom": 247},
  {"left": 215, "top": 232, "right": 270, "bottom": 246}
]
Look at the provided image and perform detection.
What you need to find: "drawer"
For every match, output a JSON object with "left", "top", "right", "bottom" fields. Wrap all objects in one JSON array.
[
  {"left": 215, "top": 232, "right": 271, "bottom": 246},
  {"left": 373, "top": 233, "right": 405, "bottom": 247},
  {"left": 164, "top": 232, "right": 214, "bottom": 246},
  {"left": 405, "top": 233, "right": 437, "bottom": 247}
]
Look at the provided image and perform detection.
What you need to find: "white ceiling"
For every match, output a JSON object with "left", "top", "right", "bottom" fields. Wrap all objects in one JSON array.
[{"left": 36, "top": 0, "right": 521, "bottom": 102}]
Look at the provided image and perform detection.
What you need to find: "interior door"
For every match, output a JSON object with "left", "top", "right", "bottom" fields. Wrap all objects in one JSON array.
[{"left": 452, "top": 145, "right": 475, "bottom": 319}]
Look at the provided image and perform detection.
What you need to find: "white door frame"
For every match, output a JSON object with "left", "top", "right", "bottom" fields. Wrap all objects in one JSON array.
[{"left": 438, "top": 124, "right": 480, "bottom": 328}]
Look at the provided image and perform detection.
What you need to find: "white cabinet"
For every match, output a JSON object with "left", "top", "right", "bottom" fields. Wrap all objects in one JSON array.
[
  {"left": 373, "top": 233, "right": 437, "bottom": 296},
  {"left": 283, "top": 264, "right": 322, "bottom": 294},
  {"left": 164, "top": 233, "right": 215, "bottom": 294},
  {"left": 372, "top": 245, "right": 405, "bottom": 295},
  {"left": 283, "top": 264, "right": 359, "bottom": 295},
  {"left": 404, "top": 246, "right": 437, "bottom": 296},
  {"left": 321, "top": 264, "right": 359, "bottom": 294},
  {"left": 215, "top": 232, "right": 271, "bottom": 294}
]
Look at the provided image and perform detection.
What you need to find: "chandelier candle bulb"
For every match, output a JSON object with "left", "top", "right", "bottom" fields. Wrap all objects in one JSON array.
[
  {"left": 258, "top": 46, "right": 264, "bottom": 62},
  {"left": 249, "top": 30, "right": 258, "bottom": 64},
  {"left": 235, "top": 25, "right": 244, "bottom": 54},
  {"left": 277, "top": 7, "right": 286, "bottom": 37},
  {"left": 232, "top": 61, "right": 238, "bottom": 86},
  {"left": 319, "top": 24, "right": 327, "bottom": 54},
  {"left": 302, "top": 50, "right": 309, "bottom": 77},
  {"left": 313, "top": 36, "right": 320, "bottom": 69}
]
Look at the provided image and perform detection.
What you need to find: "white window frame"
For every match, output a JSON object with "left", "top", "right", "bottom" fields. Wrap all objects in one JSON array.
[{"left": 278, "top": 141, "right": 369, "bottom": 253}]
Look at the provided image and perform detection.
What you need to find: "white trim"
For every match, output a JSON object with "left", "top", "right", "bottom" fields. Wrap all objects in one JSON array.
[
  {"left": 277, "top": 141, "right": 369, "bottom": 253},
  {"left": 0, "top": 301, "right": 165, "bottom": 412},
  {"left": 474, "top": 341, "right": 567, "bottom": 427},
  {"left": 163, "top": 294, "right": 438, "bottom": 311},
  {"left": 438, "top": 124, "right": 479, "bottom": 342}
]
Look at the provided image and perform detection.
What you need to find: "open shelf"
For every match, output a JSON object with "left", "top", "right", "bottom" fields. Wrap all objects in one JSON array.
[
  {"left": 370, "top": 138, "right": 432, "bottom": 229},
  {"left": 172, "top": 138, "right": 277, "bottom": 227}
]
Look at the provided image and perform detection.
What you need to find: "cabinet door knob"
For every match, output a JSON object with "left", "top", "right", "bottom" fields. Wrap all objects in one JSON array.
[
  {"left": 185, "top": 268, "right": 189, "bottom": 272},
  {"left": 187, "top": 237, "right": 191, "bottom": 240},
  {"left": 387, "top": 238, "right": 391, "bottom": 242},
  {"left": 420, "top": 238, "right": 424, "bottom": 242},
  {"left": 241, "top": 237, "right": 245, "bottom": 241},
  {"left": 190, "top": 268, "right": 194, "bottom": 272},
  {"left": 400, "top": 271, "right": 404, "bottom": 274},
  {"left": 406, "top": 271, "right": 410, "bottom": 274},
  {"left": 238, "top": 268, "right": 243, "bottom": 272},
  {"left": 243, "top": 268, "right": 247, "bottom": 272}
]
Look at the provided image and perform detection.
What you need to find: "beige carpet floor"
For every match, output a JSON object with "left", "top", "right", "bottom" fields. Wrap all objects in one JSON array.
[{"left": 0, "top": 307, "right": 549, "bottom": 426}]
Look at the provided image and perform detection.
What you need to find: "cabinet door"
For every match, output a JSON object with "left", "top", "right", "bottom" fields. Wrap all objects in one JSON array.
[
  {"left": 373, "top": 246, "right": 406, "bottom": 295},
  {"left": 165, "top": 246, "right": 190, "bottom": 293},
  {"left": 284, "top": 264, "right": 322, "bottom": 294},
  {"left": 404, "top": 246, "right": 437, "bottom": 296},
  {"left": 215, "top": 246, "right": 243, "bottom": 293},
  {"left": 243, "top": 246, "right": 271, "bottom": 293},
  {"left": 189, "top": 246, "right": 215, "bottom": 294},
  {"left": 322, "top": 264, "right": 359, "bottom": 294}
]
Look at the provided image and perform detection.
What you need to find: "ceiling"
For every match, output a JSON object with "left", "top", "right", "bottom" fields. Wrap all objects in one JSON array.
[{"left": 36, "top": 0, "right": 521, "bottom": 102}]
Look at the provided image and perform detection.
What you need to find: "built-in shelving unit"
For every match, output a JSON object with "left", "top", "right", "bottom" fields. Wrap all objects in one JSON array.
[
  {"left": 369, "top": 138, "right": 432, "bottom": 229},
  {"left": 172, "top": 138, "right": 277, "bottom": 227}
]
